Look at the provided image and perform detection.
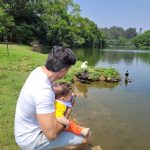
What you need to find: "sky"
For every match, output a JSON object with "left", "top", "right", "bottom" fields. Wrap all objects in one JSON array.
[{"left": 74, "top": 0, "right": 150, "bottom": 32}]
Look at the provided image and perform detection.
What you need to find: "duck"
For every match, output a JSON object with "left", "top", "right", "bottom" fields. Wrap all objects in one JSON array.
[
  {"left": 125, "top": 70, "right": 129, "bottom": 77},
  {"left": 81, "top": 61, "right": 88, "bottom": 69},
  {"left": 125, "top": 70, "right": 132, "bottom": 82}
]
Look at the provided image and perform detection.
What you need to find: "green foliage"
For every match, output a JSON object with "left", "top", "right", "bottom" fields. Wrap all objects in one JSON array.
[
  {"left": 132, "top": 30, "right": 150, "bottom": 49},
  {"left": 0, "top": 0, "right": 105, "bottom": 48},
  {"left": 88, "top": 71, "right": 101, "bottom": 80},
  {"left": 64, "top": 61, "right": 120, "bottom": 82},
  {"left": 63, "top": 61, "right": 82, "bottom": 82},
  {"left": 88, "top": 68, "right": 101, "bottom": 80},
  {"left": 102, "top": 26, "right": 137, "bottom": 48},
  {"left": 0, "top": 5, "right": 15, "bottom": 40},
  {"left": 100, "top": 67, "right": 120, "bottom": 78},
  {"left": 102, "top": 26, "right": 137, "bottom": 40},
  {"left": 0, "top": 44, "right": 47, "bottom": 150},
  {"left": 15, "top": 24, "right": 35, "bottom": 44},
  {"left": 88, "top": 67, "right": 120, "bottom": 80},
  {"left": 125, "top": 28, "right": 137, "bottom": 39}
]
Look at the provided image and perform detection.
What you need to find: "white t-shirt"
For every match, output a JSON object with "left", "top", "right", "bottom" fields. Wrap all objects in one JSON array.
[{"left": 14, "top": 67, "right": 55, "bottom": 147}]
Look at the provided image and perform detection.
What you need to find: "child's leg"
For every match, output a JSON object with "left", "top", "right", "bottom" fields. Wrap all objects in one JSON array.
[
  {"left": 65, "top": 120, "right": 90, "bottom": 136},
  {"left": 65, "top": 120, "right": 82, "bottom": 135}
]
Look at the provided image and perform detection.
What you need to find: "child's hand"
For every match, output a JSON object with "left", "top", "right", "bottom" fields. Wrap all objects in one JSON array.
[
  {"left": 72, "top": 101, "right": 76, "bottom": 107},
  {"left": 71, "top": 92, "right": 77, "bottom": 97},
  {"left": 70, "top": 93, "right": 76, "bottom": 106}
]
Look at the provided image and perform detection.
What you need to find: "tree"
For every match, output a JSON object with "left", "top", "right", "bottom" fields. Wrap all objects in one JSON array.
[
  {"left": 1, "top": 0, "right": 105, "bottom": 48},
  {"left": 125, "top": 28, "right": 137, "bottom": 39},
  {"left": 102, "top": 26, "right": 138, "bottom": 48},
  {"left": 133, "top": 30, "right": 150, "bottom": 49},
  {"left": 0, "top": 5, "right": 15, "bottom": 41},
  {"left": 3, "top": 0, "right": 47, "bottom": 43},
  {"left": 102, "top": 26, "right": 125, "bottom": 40}
]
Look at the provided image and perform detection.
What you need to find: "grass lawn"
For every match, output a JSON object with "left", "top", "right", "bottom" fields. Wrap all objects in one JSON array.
[{"left": 0, "top": 44, "right": 47, "bottom": 150}]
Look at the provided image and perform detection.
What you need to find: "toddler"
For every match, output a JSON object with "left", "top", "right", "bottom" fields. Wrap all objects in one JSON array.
[{"left": 53, "top": 82, "right": 90, "bottom": 136}]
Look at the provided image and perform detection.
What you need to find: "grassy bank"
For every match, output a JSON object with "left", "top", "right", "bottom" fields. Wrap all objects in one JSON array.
[
  {"left": 0, "top": 44, "right": 47, "bottom": 150},
  {"left": 0, "top": 44, "right": 120, "bottom": 149}
]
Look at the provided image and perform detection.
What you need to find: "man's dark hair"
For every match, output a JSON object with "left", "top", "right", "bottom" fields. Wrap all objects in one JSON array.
[{"left": 45, "top": 46, "right": 76, "bottom": 72}]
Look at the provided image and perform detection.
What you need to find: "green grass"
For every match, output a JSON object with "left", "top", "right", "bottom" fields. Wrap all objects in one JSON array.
[
  {"left": 0, "top": 44, "right": 47, "bottom": 150},
  {"left": 0, "top": 44, "right": 120, "bottom": 149}
]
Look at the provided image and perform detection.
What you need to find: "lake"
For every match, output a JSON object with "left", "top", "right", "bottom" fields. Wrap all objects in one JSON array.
[{"left": 72, "top": 48, "right": 150, "bottom": 150}]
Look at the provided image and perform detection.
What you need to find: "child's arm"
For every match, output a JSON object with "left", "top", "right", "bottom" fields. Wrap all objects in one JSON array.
[
  {"left": 64, "top": 95, "right": 76, "bottom": 119},
  {"left": 56, "top": 116, "right": 69, "bottom": 126}
]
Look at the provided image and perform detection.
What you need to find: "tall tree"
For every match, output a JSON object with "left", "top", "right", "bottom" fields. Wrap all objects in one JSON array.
[
  {"left": 125, "top": 28, "right": 137, "bottom": 39},
  {"left": 0, "top": 3, "right": 15, "bottom": 41},
  {"left": 133, "top": 30, "right": 150, "bottom": 48}
]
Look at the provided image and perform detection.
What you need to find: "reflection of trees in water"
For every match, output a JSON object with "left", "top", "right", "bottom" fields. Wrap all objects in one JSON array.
[
  {"left": 102, "top": 51, "right": 150, "bottom": 65},
  {"left": 73, "top": 48, "right": 103, "bottom": 66},
  {"left": 74, "top": 81, "right": 119, "bottom": 98},
  {"left": 136, "top": 53, "right": 150, "bottom": 64},
  {"left": 73, "top": 48, "right": 150, "bottom": 66},
  {"left": 74, "top": 82, "right": 88, "bottom": 98},
  {"left": 100, "top": 51, "right": 134, "bottom": 64},
  {"left": 97, "top": 81, "right": 119, "bottom": 89},
  {"left": 40, "top": 47, "right": 150, "bottom": 65}
]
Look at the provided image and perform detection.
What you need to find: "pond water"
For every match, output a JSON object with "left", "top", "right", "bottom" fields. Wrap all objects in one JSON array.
[{"left": 72, "top": 48, "right": 150, "bottom": 150}]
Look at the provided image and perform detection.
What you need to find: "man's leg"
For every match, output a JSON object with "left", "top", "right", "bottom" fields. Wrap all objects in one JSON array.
[
  {"left": 53, "top": 130, "right": 92, "bottom": 150},
  {"left": 53, "top": 144, "right": 88, "bottom": 150}
]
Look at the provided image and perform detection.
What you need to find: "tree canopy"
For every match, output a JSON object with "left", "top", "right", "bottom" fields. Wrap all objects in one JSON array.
[
  {"left": 0, "top": 0, "right": 105, "bottom": 48},
  {"left": 101, "top": 26, "right": 138, "bottom": 48},
  {"left": 133, "top": 30, "right": 150, "bottom": 49},
  {"left": 101, "top": 26, "right": 137, "bottom": 40}
]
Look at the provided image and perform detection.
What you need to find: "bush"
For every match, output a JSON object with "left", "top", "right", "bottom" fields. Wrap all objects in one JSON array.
[{"left": 63, "top": 61, "right": 120, "bottom": 82}]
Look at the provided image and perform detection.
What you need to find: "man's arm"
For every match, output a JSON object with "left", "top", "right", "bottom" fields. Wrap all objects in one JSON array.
[{"left": 37, "top": 112, "right": 65, "bottom": 140}]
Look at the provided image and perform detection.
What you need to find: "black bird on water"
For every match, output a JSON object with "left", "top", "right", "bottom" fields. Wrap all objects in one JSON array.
[
  {"left": 125, "top": 70, "right": 132, "bottom": 82},
  {"left": 125, "top": 70, "right": 129, "bottom": 78}
]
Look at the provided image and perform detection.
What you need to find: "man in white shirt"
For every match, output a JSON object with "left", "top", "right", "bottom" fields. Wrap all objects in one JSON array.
[{"left": 14, "top": 46, "right": 91, "bottom": 150}]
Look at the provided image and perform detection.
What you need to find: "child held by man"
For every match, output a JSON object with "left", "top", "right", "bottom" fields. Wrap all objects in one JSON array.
[{"left": 52, "top": 82, "right": 90, "bottom": 136}]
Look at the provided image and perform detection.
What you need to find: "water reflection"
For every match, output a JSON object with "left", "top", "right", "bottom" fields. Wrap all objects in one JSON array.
[
  {"left": 74, "top": 81, "right": 119, "bottom": 98},
  {"left": 73, "top": 48, "right": 150, "bottom": 66},
  {"left": 101, "top": 49, "right": 150, "bottom": 65},
  {"left": 41, "top": 46, "right": 150, "bottom": 65},
  {"left": 72, "top": 48, "right": 103, "bottom": 66},
  {"left": 124, "top": 80, "right": 128, "bottom": 87}
]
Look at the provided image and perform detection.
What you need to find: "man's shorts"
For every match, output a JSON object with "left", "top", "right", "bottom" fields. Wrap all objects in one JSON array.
[{"left": 20, "top": 131, "right": 84, "bottom": 150}]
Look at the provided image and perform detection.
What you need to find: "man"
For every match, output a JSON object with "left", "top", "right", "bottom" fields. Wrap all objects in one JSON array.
[{"left": 14, "top": 46, "right": 91, "bottom": 150}]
